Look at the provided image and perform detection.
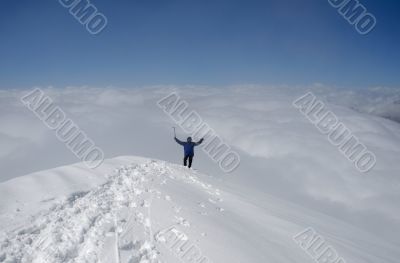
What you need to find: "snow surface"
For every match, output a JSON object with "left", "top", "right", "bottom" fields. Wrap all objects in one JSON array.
[{"left": 1, "top": 156, "right": 399, "bottom": 263}]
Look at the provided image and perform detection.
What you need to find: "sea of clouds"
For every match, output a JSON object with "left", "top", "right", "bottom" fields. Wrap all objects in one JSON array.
[{"left": 1, "top": 84, "right": 400, "bottom": 244}]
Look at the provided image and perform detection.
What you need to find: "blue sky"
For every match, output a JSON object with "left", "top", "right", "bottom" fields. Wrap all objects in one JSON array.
[{"left": 0, "top": 0, "right": 399, "bottom": 88}]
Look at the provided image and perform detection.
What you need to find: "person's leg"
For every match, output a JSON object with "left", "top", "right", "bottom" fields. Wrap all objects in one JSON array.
[
  {"left": 188, "top": 156, "right": 193, "bottom": 168},
  {"left": 183, "top": 155, "right": 188, "bottom": 166}
]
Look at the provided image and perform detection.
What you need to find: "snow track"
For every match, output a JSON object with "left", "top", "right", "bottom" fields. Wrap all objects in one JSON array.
[{"left": 0, "top": 161, "right": 221, "bottom": 263}]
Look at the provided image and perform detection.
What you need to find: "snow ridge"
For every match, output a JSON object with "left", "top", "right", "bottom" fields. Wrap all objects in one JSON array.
[{"left": 0, "top": 160, "right": 221, "bottom": 263}]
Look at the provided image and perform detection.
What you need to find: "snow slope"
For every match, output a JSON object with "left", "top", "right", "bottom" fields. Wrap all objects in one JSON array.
[{"left": 1, "top": 156, "right": 399, "bottom": 263}]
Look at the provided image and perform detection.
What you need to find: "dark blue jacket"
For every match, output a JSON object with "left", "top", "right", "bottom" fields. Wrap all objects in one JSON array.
[{"left": 175, "top": 138, "right": 204, "bottom": 156}]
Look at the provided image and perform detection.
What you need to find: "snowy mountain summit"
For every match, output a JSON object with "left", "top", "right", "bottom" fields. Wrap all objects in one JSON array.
[{"left": 0, "top": 156, "right": 399, "bottom": 263}]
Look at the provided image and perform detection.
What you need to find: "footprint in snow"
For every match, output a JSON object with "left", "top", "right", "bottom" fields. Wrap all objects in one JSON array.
[
  {"left": 173, "top": 206, "right": 182, "bottom": 213},
  {"left": 141, "top": 200, "right": 150, "bottom": 208},
  {"left": 174, "top": 216, "right": 190, "bottom": 227},
  {"left": 208, "top": 198, "right": 217, "bottom": 204},
  {"left": 217, "top": 207, "right": 225, "bottom": 212},
  {"left": 209, "top": 197, "right": 223, "bottom": 203}
]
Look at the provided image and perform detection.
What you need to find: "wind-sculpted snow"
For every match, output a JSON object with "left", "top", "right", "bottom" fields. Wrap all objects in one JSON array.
[
  {"left": 0, "top": 158, "right": 223, "bottom": 262},
  {"left": 1, "top": 157, "right": 400, "bottom": 263}
]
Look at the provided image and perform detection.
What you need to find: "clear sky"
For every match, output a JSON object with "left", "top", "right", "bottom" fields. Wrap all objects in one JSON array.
[{"left": 0, "top": 0, "right": 399, "bottom": 88}]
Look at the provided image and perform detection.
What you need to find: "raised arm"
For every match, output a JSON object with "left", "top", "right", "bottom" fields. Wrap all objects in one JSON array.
[
  {"left": 175, "top": 137, "right": 185, "bottom": 146},
  {"left": 194, "top": 138, "right": 204, "bottom": 146}
]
